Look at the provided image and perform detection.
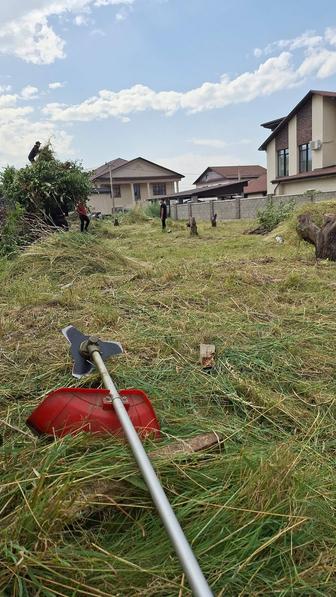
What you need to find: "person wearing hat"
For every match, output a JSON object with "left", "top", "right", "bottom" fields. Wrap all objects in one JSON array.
[{"left": 28, "top": 141, "right": 41, "bottom": 163}]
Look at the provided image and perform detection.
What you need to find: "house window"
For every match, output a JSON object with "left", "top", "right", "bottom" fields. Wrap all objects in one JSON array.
[
  {"left": 299, "top": 143, "right": 312, "bottom": 173},
  {"left": 112, "top": 184, "right": 121, "bottom": 197},
  {"left": 152, "top": 183, "right": 167, "bottom": 196},
  {"left": 278, "top": 148, "right": 289, "bottom": 177}
]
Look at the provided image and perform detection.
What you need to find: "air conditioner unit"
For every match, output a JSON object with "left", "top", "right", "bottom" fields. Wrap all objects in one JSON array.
[{"left": 311, "top": 140, "right": 322, "bottom": 150}]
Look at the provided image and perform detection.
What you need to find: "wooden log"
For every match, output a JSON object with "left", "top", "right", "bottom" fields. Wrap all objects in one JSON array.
[
  {"left": 297, "top": 213, "right": 336, "bottom": 260},
  {"left": 200, "top": 344, "right": 216, "bottom": 369}
]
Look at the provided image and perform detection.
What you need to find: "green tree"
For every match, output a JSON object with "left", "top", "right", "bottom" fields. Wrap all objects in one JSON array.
[
  {"left": 0, "top": 144, "right": 92, "bottom": 218},
  {"left": 0, "top": 144, "right": 92, "bottom": 254}
]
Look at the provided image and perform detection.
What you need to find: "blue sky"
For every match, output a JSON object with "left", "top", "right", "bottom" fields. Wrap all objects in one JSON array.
[{"left": 1, "top": 0, "right": 336, "bottom": 188}]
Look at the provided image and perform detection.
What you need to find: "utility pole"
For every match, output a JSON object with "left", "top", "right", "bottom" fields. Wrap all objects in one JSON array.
[{"left": 109, "top": 166, "right": 115, "bottom": 215}]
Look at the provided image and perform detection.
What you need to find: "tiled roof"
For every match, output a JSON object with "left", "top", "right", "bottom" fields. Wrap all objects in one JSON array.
[
  {"left": 244, "top": 174, "right": 267, "bottom": 194},
  {"left": 92, "top": 158, "right": 128, "bottom": 180},
  {"left": 194, "top": 165, "right": 266, "bottom": 185}
]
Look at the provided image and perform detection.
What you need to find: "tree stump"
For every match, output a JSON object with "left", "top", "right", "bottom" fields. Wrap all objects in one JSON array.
[
  {"left": 297, "top": 213, "right": 336, "bottom": 260},
  {"left": 211, "top": 214, "right": 217, "bottom": 227},
  {"left": 190, "top": 217, "right": 198, "bottom": 236}
]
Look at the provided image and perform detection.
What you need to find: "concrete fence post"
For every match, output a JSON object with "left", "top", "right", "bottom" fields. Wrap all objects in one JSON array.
[
  {"left": 235, "top": 197, "right": 241, "bottom": 219},
  {"left": 210, "top": 200, "right": 215, "bottom": 219},
  {"left": 188, "top": 202, "right": 192, "bottom": 219}
]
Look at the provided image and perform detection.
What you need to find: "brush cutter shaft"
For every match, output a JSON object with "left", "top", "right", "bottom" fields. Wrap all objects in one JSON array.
[{"left": 91, "top": 350, "right": 213, "bottom": 597}]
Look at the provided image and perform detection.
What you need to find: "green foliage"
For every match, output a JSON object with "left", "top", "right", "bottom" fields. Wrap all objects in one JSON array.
[
  {"left": 257, "top": 197, "right": 295, "bottom": 233},
  {"left": 0, "top": 144, "right": 92, "bottom": 217},
  {"left": 0, "top": 203, "right": 26, "bottom": 256},
  {"left": 122, "top": 206, "right": 150, "bottom": 223},
  {"left": 144, "top": 201, "right": 161, "bottom": 218}
]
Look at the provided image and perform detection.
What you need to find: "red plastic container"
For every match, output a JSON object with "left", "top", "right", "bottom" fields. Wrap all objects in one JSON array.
[{"left": 27, "top": 387, "right": 161, "bottom": 439}]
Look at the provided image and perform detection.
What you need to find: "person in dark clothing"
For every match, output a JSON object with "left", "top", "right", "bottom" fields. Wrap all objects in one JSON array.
[
  {"left": 76, "top": 201, "right": 90, "bottom": 232},
  {"left": 160, "top": 199, "right": 167, "bottom": 231},
  {"left": 45, "top": 199, "right": 69, "bottom": 230},
  {"left": 28, "top": 141, "right": 41, "bottom": 163}
]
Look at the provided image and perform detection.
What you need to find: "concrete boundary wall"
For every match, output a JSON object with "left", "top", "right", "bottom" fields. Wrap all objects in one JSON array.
[{"left": 171, "top": 190, "right": 336, "bottom": 221}]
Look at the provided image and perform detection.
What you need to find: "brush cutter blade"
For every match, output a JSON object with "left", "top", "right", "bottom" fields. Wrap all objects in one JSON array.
[
  {"left": 62, "top": 326, "right": 123, "bottom": 378},
  {"left": 27, "top": 387, "right": 161, "bottom": 439}
]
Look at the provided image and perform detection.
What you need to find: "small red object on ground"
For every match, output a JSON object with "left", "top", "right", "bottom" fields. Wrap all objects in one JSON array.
[{"left": 27, "top": 387, "right": 160, "bottom": 439}]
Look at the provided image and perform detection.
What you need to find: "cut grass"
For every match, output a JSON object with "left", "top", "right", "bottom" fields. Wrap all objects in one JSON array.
[{"left": 0, "top": 215, "right": 336, "bottom": 595}]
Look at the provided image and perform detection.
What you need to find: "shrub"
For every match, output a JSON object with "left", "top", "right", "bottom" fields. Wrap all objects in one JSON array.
[
  {"left": 257, "top": 197, "right": 295, "bottom": 233},
  {"left": 0, "top": 143, "right": 92, "bottom": 218},
  {"left": 0, "top": 203, "right": 26, "bottom": 256},
  {"left": 144, "top": 202, "right": 161, "bottom": 218}
]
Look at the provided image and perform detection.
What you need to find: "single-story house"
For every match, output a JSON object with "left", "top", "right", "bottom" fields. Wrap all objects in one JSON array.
[
  {"left": 193, "top": 165, "right": 266, "bottom": 187},
  {"left": 259, "top": 90, "right": 336, "bottom": 195},
  {"left": 154, "top": 180, "right": 248, "bottom": 204},
  {"left": 89, "top": 157, "right": 184, "bottom": 214}
]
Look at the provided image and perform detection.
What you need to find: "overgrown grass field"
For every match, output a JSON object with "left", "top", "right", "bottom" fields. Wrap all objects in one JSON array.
[{"left": 0, "top": 211, "right": 335, "bottom": 596}]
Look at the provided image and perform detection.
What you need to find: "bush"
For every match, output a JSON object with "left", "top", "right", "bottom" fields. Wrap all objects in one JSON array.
[
  {"left": 0, "top": 203, "right": 26, "bottom": 256},
  {"left": 144, "top": 202, "right": 161, "bottom": 218},
  {"left": 0, "top": 144, "right": 92, "bottom": 219},
  {"left": 0, "top": 143, "right": 93, "bottom": 254},
  {"left": 257, "top": 197, "right": 295, "bottom": 233},
  {"left": 122, "top": 207, "right": 150, "bottom": 224}
]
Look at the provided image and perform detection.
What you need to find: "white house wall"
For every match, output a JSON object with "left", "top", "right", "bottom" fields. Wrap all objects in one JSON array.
[
  {"left": 312, "top": 95, "right": 324, "bottom": 169},
  {"left": 276, "top": 175, "right": 336, "bottom": 195},
  {"left": 266, "top": 138, "right": 277, "bottom": 194},
  {"left": 112, "top": 159, "right": 177, "bottom": 178},
  {"left": 322, "top": 97, "right": 336, "bottom": 168}
]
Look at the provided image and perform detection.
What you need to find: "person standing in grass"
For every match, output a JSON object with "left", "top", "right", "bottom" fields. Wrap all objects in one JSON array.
[
  {"left": 160, "top": 199, "right": 167, "bottom": 231},
  {"left": 76, "top": 200, "right": 90, "bottom": 232}
]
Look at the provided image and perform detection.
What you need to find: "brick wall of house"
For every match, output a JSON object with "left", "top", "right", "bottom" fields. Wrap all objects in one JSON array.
[
  {"left": 296, "top": 98, "right": 312, "bottom": 145},
  {"left": 275, "top": 124, "right": 289, "bottom": 150}
]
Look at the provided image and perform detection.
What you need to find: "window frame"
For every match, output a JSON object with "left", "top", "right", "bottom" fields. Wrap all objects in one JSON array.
[
  {"left": 152, "top": 183, "right": 167, "bottom": 196},
  {"left": 277, "top": 148, "right": 289, "bottom": 177},
  {"left": 299, "top": 143, "right": 312, "bottom": 173},
  {"left": 112, "top": 184, "right": 121, "bottom": 197}
]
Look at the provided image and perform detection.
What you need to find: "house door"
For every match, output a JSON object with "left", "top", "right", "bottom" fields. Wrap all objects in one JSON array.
[{"left": 133, "top": 183, "right": 141, "bottom": 201}]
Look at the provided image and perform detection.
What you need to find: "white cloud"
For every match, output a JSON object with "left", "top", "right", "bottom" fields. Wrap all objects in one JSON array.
[
  {"left": 255, "top": 30, "right": 323, "bottom": 57},
  {"left": 42, "top": 52, "right": 301, "bottom": 121},
  {"left": 190, "top": 138, "right": 228, "bottom": 149},
  {"left": 0, "top": 84, "right": 12, "bottom": 93},
  {"left": 49, "top": 81, "right": 66, "bottom": 89},
  {"left": 40, "top": 25, "right": 336, "bottom": 124},
  {"left": 74, "top": 14, "right": 90, "bottom": 26},
  {"left": 190, "top": 138, "right": 252, "bottom": 149},
  {"left": 0, "top": 0, "right": 135, "bottom": 64},
  {"left": 0, "top": 87, "right": 73, "bottom": 166},
  {"left": 297, "top": 48, "right": 336, "bottom": 79},
  {"left": 325, "top": 27, "right": 336, "bottom": 47},
  {"left": 90, "top": 28, "right": 106, "bottom": 37},
  {"left": 21, "top": 85, "right": 39, "bottom": 99}
]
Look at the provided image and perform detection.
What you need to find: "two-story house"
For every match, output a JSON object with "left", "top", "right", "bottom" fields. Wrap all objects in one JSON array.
[
  {"left": 89, "top": 157, "right": 184, "bottom": 214},
  {"left": 260, "top": 90, "right": 336, "bottom": 195}
]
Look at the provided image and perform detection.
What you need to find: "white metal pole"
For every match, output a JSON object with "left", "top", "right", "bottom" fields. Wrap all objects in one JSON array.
[
  {"left": 109, "top": 167, "right": 115, "bottom": 215},
  {"left": 90, "top": 349, "right": 213, "bottom": 597}
]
